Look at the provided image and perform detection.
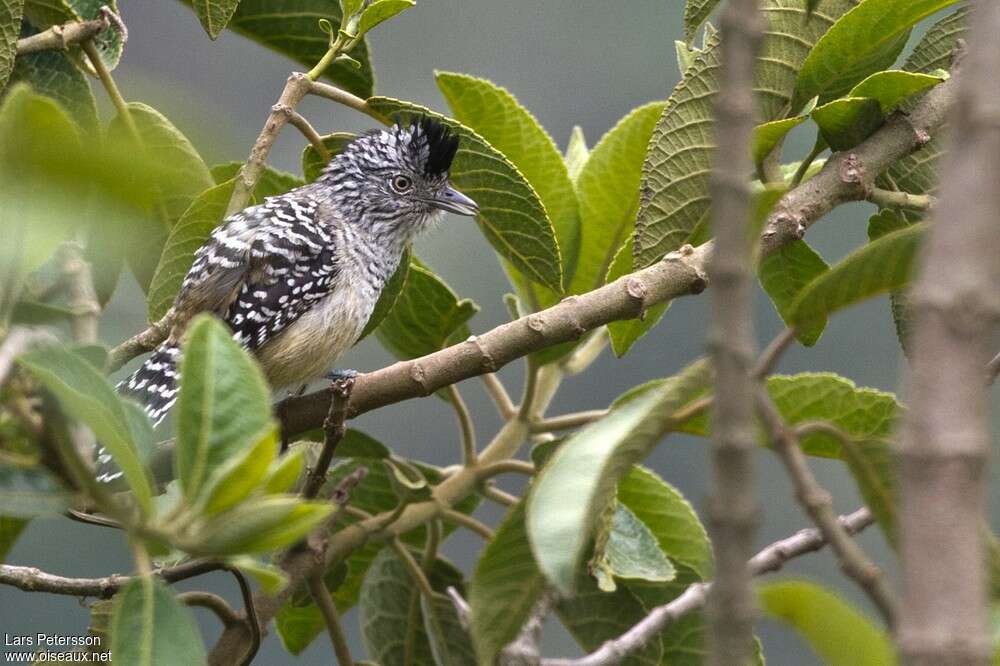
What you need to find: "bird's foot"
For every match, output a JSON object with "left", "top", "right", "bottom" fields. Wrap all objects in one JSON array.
[
  {"left": 325, "top": 369, "right": 358, "bottom": 383},
  {"left": 325, "top": 369, "right": 358, "bottom": 398}
]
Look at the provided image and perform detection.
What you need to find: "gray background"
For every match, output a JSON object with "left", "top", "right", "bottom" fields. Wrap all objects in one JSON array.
[{"left": 3, "top": 2, "right": 992, "bottom": 664}]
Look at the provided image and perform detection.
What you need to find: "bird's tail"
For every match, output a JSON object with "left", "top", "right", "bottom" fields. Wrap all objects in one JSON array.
[{"left": 117, "top": 342, "right": 182, "bottom": 426}]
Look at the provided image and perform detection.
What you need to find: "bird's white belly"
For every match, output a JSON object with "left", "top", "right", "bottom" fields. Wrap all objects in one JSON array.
[{"left": 257, "top": 285, "right": 371, "bottom": 388}]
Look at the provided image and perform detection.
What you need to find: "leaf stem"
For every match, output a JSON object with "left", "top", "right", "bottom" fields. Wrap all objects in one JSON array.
[
  {"left": 306, "top": 574, "right": 355, "bottom": 666},
  {"left": 446, "top": 385, "right": 477, "bottom": 466},
  {"left": 789, "top": 136, "right": 826, "bottom": 188},
  {"left": 81, "top": 39, "right": 138, "bottom": 142},
  {"left": 866, "top": 187, "right": 936, "bottom": 211},
  {"left": 441, "top": 509, "right": 493, "bottom": 539}
]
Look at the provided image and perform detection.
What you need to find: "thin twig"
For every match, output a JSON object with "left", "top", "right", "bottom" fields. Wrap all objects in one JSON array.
[
  {"left": 479, "top": 482, "right": 519, "bottom": 507},
  {"left": 224, "top": 567, "right": 260, "bottom": 666},
  {"left": 307, "top": 574, "right": 354, "bottom": 666},
  {"left": 446, "top": 385, "right": 477, "bottom": 466},
  {"left": 866, "top": 187, "right": 936, "bottom": 211},
  {"left": 308, "top": 80, "right": 389, "bottom": 124},
  {"left": 476, "top": 459, "right": 535, "bottom": 479},
  {"left": 543, "top": 508, "right": 874, "bottom": 666},
  {"left": 302, "top": 377, "right": 354, "bottom": 499},
  {"left": 756, "top": 389, "right": 897, "bottom": 625},
  {"left": 987, "top": 351, "right": 999, "bottom": 385},
  {"left": 529, "top": 409, "right": 607, "bottom": 433},
  {"left": 80, "top": 39, "right": 137, "bottom": 142},
  {"left": 179, "top": 591, "right": 241, "bottom": 627},
  {"left": 390, "top": 539, "right": 435, "bottom": 598},
  {"left": 282, "top": 107, "right": 330, "bottom": 162},
  {"left": 106, "top": 313, "right": 173, "bottom": 373},
  {"left": 480, "top": 373, "right": 517, "bottom": 419},
  {"left": 15, "top": 17, "right": 109, "bottom": 55},
  {"left": 0, "top": 558, "right": 224, "bottom": 597},
  {"left": 752, "top": 327, "right": 797, "bottom": 379},
  {"left": 441, "top": 509, "right": 494, "bottom": 539},
  {"left": 560, "top": 327, "right": 609, "bottom": 375}
]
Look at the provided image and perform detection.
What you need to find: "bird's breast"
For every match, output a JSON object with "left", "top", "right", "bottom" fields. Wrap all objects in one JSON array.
[{"left": 256, "top": 281, "right": 374, "bottom": 388}]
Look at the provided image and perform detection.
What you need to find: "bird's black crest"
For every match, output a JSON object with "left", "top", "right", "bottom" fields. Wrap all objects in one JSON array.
[{"left": 414, "top": 116, "right": 459, "bottom": 177}]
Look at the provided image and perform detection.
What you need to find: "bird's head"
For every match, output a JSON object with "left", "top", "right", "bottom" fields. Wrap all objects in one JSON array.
[{"left": 320, "top": 117, "right": 479, "bottom": 238}]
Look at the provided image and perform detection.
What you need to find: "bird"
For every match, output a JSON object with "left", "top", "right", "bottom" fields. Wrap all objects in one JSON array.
[{"left": 117, "top": 117, "right": 479, "bottom": 427}]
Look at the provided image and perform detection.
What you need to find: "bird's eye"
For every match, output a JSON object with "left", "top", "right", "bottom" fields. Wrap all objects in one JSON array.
[{"left": 390, "top": 175, "right": 413, "bottom": 193}]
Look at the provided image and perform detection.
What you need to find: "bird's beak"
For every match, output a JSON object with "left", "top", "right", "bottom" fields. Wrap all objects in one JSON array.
[{"left": 429, "top": 185, "right": 479, "bottom": 216}]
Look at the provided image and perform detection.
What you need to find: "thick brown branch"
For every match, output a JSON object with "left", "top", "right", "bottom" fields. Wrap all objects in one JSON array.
[
  {"left": 543, "top": 509, "right": 874, "bottom": 666},
  {"left": 897, "top": 2, "right": 1000, "bottom": 663},
  {"left": 301, "top": 377, "right": 353, "bottom": 500},
  {"left": 0, "top": 558, "right": 223, "bottom": 597},
  {"left": 15, "top": 17, "right": 108, "bottom": 55}
]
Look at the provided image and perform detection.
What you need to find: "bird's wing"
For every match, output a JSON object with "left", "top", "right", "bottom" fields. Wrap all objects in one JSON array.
[{"left": 173, "top": 195, "right": 340, "bottom": 351}]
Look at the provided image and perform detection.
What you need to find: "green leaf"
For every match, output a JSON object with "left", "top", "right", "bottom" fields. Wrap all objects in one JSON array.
[
  {"left": 110, "top": 577, "right": 207, "bottom": 666},
  {"left": 879, "top": 7, "right": 967, "bottom": 201},
  {"left": 634, "top": 0, "right": 856, "bottom": 267},
  {"left": 758, "top": 240, "right": 829, "bottom": 346},
  {"left": 210, "top": 161, "right": 303, "bottom": 198},
  {"left": 570, "top": 101, "right": 666, "bottom": 295},
  {"left": 867, "top": 210, "right": 913, "bottom": 353},
  {"left": 360, "top": 247, "right": 409, "bottom": 340},
  {"left": 683, "top": 0, "right": 720, "bottom": 44},
  {"left": 175, "top": 315, "right": 274, "bottom": 505},
  {"left": 17, "top": 345, "right": 153, "bottom": 515},
  {"left": 360, "top": 549, "right": 467, "bottom": 666},
  {"left": 226, "top": 555, "right": 289, "bottom": 594},
  {"left": 0, "top": 463, "right": 70, "bottom": 518},
  {"left": 793, "top": 0, "right": 960, "bottom": 108},
  {"left": 605, "top": 237, "right": 670, "bottom": 357},
  {"left": 421, "top": 591, "right": 477, "bottom": 666},
  {"left": 556, "top": 567, "right": 665, "bottom": 665},
  {"left": 593, "top": 503, "right": 676, "bottom": 589},
  {"left": 356, "top": 0, "right": 414, "bottom": 37},
  {"left": 263, "top": 448, "right": 305, "bottom": 494},
  {"left": 867, "top": 209, "right": 908, "bottom": 240},
  {"left": 617, "top": 465, "right": 712, "bottom": 579},
  {"left": 758, "top": 579, "right": 894, "bottom": 665},
  {"left": 751, "top": 97, "right": 817, "bottom": 172},
  {"left": 811, "top": 71, "right": 943, "bottom": 150},
  {"left": 527, "top": 360, "right": 711, "bottom": 593},
  {"left": 198, "top": 427, "right": 277, "bottom": 515},
  {"left": 0, "top": 516, "right": 27, "bottom": 561},
  {"left": 437, "top": 72, "right": 579, "bottom": 286},
  {"left": 367, "top": 97, "right": 564, "bottom": 293},
  {"left": 224, "top": 0, "right": 374, "bottom": 98},
  {"left": 194, "top": 496, "right": 332, "bottom": 555},
  {"left": 192, "top": 0, "right": 241, "bottom": 39},
  {"left": 790, "top": 224, "right": 925, "bottom": 328},
  {"left": 108, "top": 102, "right": 214, "bottom": 290},
  {"left": 469, "top": 501, "right": 546, "bottom": 664},
  {"left": 563, "top": 125, "right": 588, "bottom": 182},
  {"left": 146, "top": 180, "right": 235, "bottom": 321},
  {"left": 375, "top": 258, "right": 478, "bottom": 360},
  {"left": 300, "top": 131, "right": 355, "bottom": 182},
  {"left": 0, "top": 0, "right": 22, "bottom": 91}
]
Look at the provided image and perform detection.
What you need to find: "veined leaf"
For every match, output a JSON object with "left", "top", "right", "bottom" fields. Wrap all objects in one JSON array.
[
  {"left": 592, "top": 503, "right": 676, "bottom": 590},
  {"left": 437, "top": 72, "right": 580, "bottom": 287},
  {"left": 17, "top": 345, "right": 153, "bottom": 515},
  {"left": 110, "top": 577, "right": 207, "bottom": 666},
  {"left": 359, "top": 549, "right": 468, "bottom": 666},
  {"left": 421, "top": 591, "right": 477, "bottom": 666},
  {"left": 683, "top": 0, "right": 720, "bottom": 44},
  {"left": 570, "top": 101, "right": 665, "bottom": 295},
  {"left": 469, "top": 501, "right": 546, "bottom": 664},
  {"left": 356, "top": 0, "right": 414, "bottom": 37},
  {"left": 617, "top": 465, "right": 712, "bottom": 579},
  {"left": 146, "top": 180, "right": 235, "bottom": 322},
  {"left": 0, "top": 464, "right": 70, "bottom": 518},
  {"left": 758, "top": 240, "right": 829, "bottom": 345},
  {"left": 0, "top": 0, "right": 22, "bottom": 91},
  {"left": 634, "top": 0, "right": 856, "bottom": 268},
  {"left": 367, "top": 96, "right": 563, "bottom": 293},
  {"left": 758, "top": 579, "right": 894, "bottom": 665},
  {"left": 812, "top": 71, "right": 944, "bottom": 150},
  {"left": 375, "top": 258, "right": 478, "bottom": 360},
  {"left": 175, "top": 315, "right": 274, "bottom": 505},
  {"left": 210, "top": 161, "right": 303, "bottom": 199},
  {"left": 751, "top": 97, "right": 817, "bottom": 172},
  {"left": 793, "top": 0, "right": 960, "bottom": 107},
  {"left": 198, "top": 427, "right": 278, "bottom": 515},
  {"left": 790, "top": 224, "right": 925, "bottom": 328},
  {"left": 527, "top": 360, "right": 711, "bottom": 593},
  {"left": 191, "top": 0, "right": 241, "bottom": 39},
  {"left": 0, "top": 516, "right": 27, "bottom": 561},
  {"left": 224, "top": 0, "right": 374, "bottom": 98},
  {"left": 194, "top": 496, "right": 332, "bottom": 554}
]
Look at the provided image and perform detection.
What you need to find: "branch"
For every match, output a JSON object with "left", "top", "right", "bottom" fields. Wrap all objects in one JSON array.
[
  {"left": 480, "top": 373, "right": 517, "bottom": 419},
  {"left": 544, "top": 508, "right": 874, "bottom": 666},
  {"left": 301, "top": 376, "right": 353, "bottom": 499},
  {"left": 308, "top": 80, "right": 389, "bottom": 124},
  {"left": 897, "top": 2, "right": 1000, "bottom": 662},
  {"left": 446, "top": 384, "right": 477, "bottom": 466},
  {"left": 755, "top": 389, "right": 897, "bottom": 625},
  {"left": 306, "top": 574, "right": 354, "bottom": 666},
  {"left": 0, "top": 558, "right": 223, "bottom": 597},
  {"left": 179, "top": 591, "right": 241, "bottom": 627},
  {"left": 15, "top": 17, "right": 108, "bottom": 55},
  {"left": 866, "top": 187, "right": 936, "bottom": 211},
  {"left": 704, "top": 1, "right": 763, "bottom": 663},
  {"left": 280, "top": 106, "right": 330, "bottom": 162},
  {"left": 529, "top": 409, "right": 607, "bottom": 433}
]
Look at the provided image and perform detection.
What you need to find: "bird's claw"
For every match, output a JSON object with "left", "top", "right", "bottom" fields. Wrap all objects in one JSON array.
[{"left": 325, "top": 369, "right": 358, "bottom": 396}]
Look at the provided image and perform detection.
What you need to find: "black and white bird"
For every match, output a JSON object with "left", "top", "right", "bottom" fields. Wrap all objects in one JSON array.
[{"left": 119, "top": 117, "right": 478, "bottom": 426}]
